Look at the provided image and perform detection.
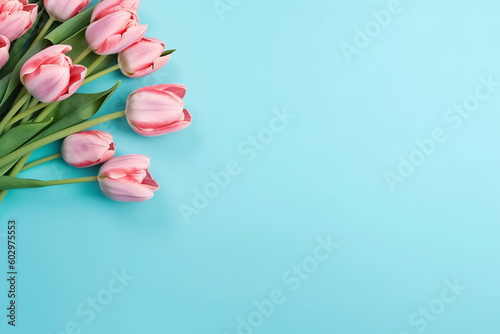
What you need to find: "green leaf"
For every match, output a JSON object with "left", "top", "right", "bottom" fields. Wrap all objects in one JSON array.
[
  {"left": 0, "top": 175, "right": 49, "bottom": 189},
  {"left": 0, "top": 119, "right": 52, "bottom": 158},
  {"left": 45, "top": 5, "right": 95, "bottom": 45},
  {"left": 28, "top": 81, "right": 120, "bottom": 143},
  {"left": 0, "top": 73, "right": 12, "bottom": 113},
  {"left": 0, "top": 161, "right": 17, "bottom": 178},
  {"left": 162, "top": 49, "right": 176, "bottom": 57}
]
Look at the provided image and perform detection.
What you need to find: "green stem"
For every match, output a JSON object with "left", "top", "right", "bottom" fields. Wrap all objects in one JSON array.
[
  {"left": 87, "top": 55, "right": 108, "bottom": 75},
  {"left": 0, "top": 110, "right": 125, "bottom": 168},
  {"left": 21, "top": 153, "right": 62, "bottom": 171},
  {"left": 0, "top": 93, "right": 31, "bottom": 135},
  {"left": 6, "top": 102, "right": 48, "bottom": 127},
  {"left": 74, "top": 48, "right": 93, "bottom": 64},
  {"left": 0, "top": 175, "right": 98, "bottom": 190},
  {"left": 83, "top": 64, "right": 120, "bottom": 85},
  {"left": 30, "top": 17, "right": 55, "bottom": 48}
]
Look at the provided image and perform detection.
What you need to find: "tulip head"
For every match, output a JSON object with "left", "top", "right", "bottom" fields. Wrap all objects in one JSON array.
[
  {"left": 98, "top": 154, "right": 159, "bottom": 202},
  {"left": 85, "top": 10, "right": 147, "bottom": 55},
  {"left": 0, "top": 0, "right": 37, "bottom": 41},
  {"left": 20, "top": 45, "right": 87, "bottom": 103},
  {"left": 0, "top": 35, "right": 10, "bottom": 69},
  {"left": 44, "top": 0, "right": 90, "bottom": 22},
  {"left": 61, "top": 131, "right": 116, "bottom": 168},
  {"left": 118, "top": 37, "right": 171, "bottom": 78},
  {"left": 125, "top": 84, "right": 192, "bottom": 137},
  {"left": 91, "top": 0, "right": 140, "bottom": 22}
]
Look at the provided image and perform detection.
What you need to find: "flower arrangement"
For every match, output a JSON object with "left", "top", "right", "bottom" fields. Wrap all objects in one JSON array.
[{"left": 0, "top": 0, "right": 192, "bottom": 204}]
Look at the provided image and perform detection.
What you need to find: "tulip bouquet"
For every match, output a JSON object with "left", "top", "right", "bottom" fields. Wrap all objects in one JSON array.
[{"left": 0, "top": 0, "right": 192, "bottom": 204}]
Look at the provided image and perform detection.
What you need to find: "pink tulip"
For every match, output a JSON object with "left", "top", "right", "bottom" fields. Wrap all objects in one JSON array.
[
  {"left": 118, "top": 37, "right": 171, "bottom": 78},
  {"left": 44, "top": 0, "right": 90, "bottom": 22},
  {"left": 125, "top": 84, "right": 192, "bottom": 137},
  {"left": 91, "top": 0, "right": 139, "bottom": 22},
  {"left": 0, "top": 0, "right": 37, "bottom": 41},
  {"left": 0, "top": 35, "right": 10, "bottom": 69},
  {"left": 85, "top": 10, "right": 147, "bottom": 55},
  {"left": 98, "top": 154, "right": 159, "bottom": 202},
  {"left": 20, "top": 45, "right": 87, "bottom": 103},
  {"left": 61, "top": 131, "right": 116, "bottom": 168}
]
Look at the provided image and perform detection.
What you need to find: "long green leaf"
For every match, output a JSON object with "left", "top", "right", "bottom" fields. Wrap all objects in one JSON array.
[
  {"left": 45, "top": 5, "right": 95, "bottom": 45},
  {"left": 27, "top": 81, "right": 120, "bottom": 143},
  {"left": 0, "top": 119, "right": 52, "bottom": 157},
  {"left": 0, "top": 161, "right": 17, "bottom": 178}
]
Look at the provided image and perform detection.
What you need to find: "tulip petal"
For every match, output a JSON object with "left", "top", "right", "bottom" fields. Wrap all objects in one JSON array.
[
  {"left": 134, "top": 84, "right": 187, "bottom": 99},
  {"left": 126, "top": 90, "right": 185, "bottom": 129},
  {"left": 99, "top": 154, "right": 150, "bottom": 178},
  {"left": 91, "top": 0, "right": 140, "bottom": 22},
  {"left": 129, "top": 109, "right": 192, "bottom": 137},
  {"left": 62, "top": 131, "right": 115, "bottom": 167},
  {"left": 56, "top": 64, "right": 87, "bottom": 101},
  {"left": 0, "top": 9, "right": 31, "bottom": 41},
  {"left": 129, "top": 54, "right": 171, "bottom": 78},
  {"left": 20, "top": 45, "right": 72, "bottom": 81},
  {"left": 99, "top": 176, "right": 155, "bottom": 202},
  {"left": 96, "top": 24, "right": 147, "bottom": 55},
  {"left": 24, "top": 64, "right": 70, "bottom": 103},
  {"left": 45, "top": 0, "right": 90, "bottom": 22}
]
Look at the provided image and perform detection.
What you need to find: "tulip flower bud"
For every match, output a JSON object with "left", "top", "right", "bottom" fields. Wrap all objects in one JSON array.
[
  {"left": 118, "top": 37, "right": 171, "bottom": 78},
  {"left": 44, "top": 0, "right": 90, "bottom": 22},
  {"left": 98, "top": 154, "right": 159, "bottom": 202},
  {"left": 20, "top": 45, "right": 87, "bottom": 103},
  {"left": 91, "top": 0, "right": 140, "bottom": 22},
  {"left": 0, "top": 0, "right": 37, "bottom": 41},
  {"left": 0, "top": 35, "right": 10, "bottom": 70},
  {"left": 61, "top": 131, "right": 116, "bottom": 168},
  {"left": 85, "top": 10, "right": 147, "bottom": 55},
  {"left": 125, "top": 84, "right": 192, "bottom": 137}
]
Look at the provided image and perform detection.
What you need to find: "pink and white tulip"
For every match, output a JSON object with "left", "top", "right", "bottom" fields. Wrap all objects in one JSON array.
[
  {"left": 118, "top": 37, "right": 171, "bottom": 78},
  {"left": 98, "top": 154, "right": 159, "bottom": 202},
  {"left": 0, "top": 35, "right": 10, "bottom": 69},
  {"left": 91, "top": 0, "right": 140, "bottom": 22},
  {"left": 44, "top": 0, "right": 90, "bottom": 22},
  {"left": 61, "top": 131, "right": 116, "bottom": 168},
  {"left": 85, "top": 10, "right": 146, "bottom": 55},
  {"left": 125, "top": 84, "right": 192, "bottom": 137},
  {"left": 0, "top": 0, "right": 37, "bottom": 41},
  {"left": 20, "top": 45, "right": 87, "bottom": 103}
]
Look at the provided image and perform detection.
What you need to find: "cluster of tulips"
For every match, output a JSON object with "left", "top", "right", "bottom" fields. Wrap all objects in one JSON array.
[{"left": 0, "top": 0, "right": 192, "bottom": 204}]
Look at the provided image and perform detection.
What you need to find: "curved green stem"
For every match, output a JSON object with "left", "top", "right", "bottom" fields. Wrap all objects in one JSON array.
[
  {"left": 0, "top": 110, "right": 125, "bottom": 168},
  {"left": 21, "top": 153, "right": 62, "bottom": 171},
  {"left": 83, "top": 64, "right": 120, "bottom": 85},
  {"left": 0, "top": 93, "right": 31, "bottom": 135},
  {"left": 74, "top": 48, "right": 93, "bottom": 64},
  {"left": 0, "top": 175, "right": 98, "bottom": 190},
  {"left": 30, "top": 17, "right": 55, "bottom": 49}
]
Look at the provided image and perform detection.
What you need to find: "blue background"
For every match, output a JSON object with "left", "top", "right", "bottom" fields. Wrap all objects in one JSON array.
[{"left": 1, "top": 0, "right": 499, "bottom": 333}]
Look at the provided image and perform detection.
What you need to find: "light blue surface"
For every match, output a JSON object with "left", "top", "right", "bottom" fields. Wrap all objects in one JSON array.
[{"left": 1, "top": 0, "right": 499, "bottom": 333}]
